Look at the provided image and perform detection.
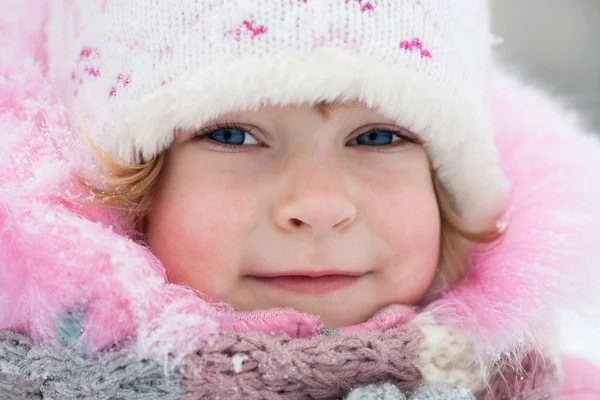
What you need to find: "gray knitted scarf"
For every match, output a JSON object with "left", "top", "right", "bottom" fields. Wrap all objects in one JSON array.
[{"left": 0, "top": 329, "right": 556, "bottom": 399}]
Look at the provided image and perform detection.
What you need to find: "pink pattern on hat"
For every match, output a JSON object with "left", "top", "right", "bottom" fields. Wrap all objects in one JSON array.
[
  {"left": 226, "top": 20, "right": 268, "bottom": 42},
  {"left": 71, "top": 47, "right": 101, "bottom": 96},
  {"left": 400, "top": 38, "right": 432, "bottom": 58},
  {"left": 109, "top": 73, "right": 131, "bottom": 98},
  {"left": 159, "top": 46, "right": 173, "bottom": 59},
  {"left": 79, "top": 47, "right": 98, "bottom": 59},
  {"left": 314, "top": 27, "right": 360, "bottom": 51},
  {"left": 346, "top": 0, "right": 375, "bottom": 14},
  {"left": 160, "top": 76, "right": 175, "bottom": 87},
  {"left": 110, "top": 37, "right": 151, "bottom": 53},
  {"left": 83, "top": 67, "right": 101, "bottom": 78}
]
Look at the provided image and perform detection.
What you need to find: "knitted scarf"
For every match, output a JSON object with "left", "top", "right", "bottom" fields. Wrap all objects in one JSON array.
[{"left": 0, "top": 329, "right": 555, "bottom": 399}]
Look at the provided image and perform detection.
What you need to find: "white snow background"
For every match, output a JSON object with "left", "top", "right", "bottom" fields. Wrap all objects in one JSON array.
[{"left": 559, "top": 309, "right": 600, "bottom": 365}]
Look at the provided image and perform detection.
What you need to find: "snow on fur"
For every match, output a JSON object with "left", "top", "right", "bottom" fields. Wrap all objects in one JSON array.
[
  {"left": 430, "top": 70, "right": 600, "bottom": 362},
  {"left": 0, "top": 2, "right": 219, "bottom": 368}
]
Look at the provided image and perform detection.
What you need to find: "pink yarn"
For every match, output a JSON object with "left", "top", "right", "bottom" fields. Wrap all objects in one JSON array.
[
  {"left": 219, "top": 304, "right": 416, "bottom": 338},
  {"left": 483, "top": 352, "right": 559, "bottom": 399},
  {"left": 180, "top": 325, "right": 423, "bottom": 399}
]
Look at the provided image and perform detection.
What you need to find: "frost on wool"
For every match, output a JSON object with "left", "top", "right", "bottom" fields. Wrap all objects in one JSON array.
[{"left": 232, "top": 354, "right": 249, "bottom": 373}]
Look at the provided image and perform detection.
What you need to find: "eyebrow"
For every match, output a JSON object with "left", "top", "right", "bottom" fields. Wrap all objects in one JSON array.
[{"left": 313, "top": 102, "right": 339, "bottom": 120}]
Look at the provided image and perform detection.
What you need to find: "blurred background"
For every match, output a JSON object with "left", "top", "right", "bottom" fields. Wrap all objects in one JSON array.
[
  {"left": 491, "top": 0, "right": 600, "bottom": 363},
  {"left": 491, "top": 0, "right": 600, "bottom": 132}
]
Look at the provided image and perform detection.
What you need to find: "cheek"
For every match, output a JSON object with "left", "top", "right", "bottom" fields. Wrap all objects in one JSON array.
[
  {"left": 145, "top": 159, "right": 254, "bottom": 297},
  {"left": 364, "top": 167, "right": 441, "bottom": 302}
]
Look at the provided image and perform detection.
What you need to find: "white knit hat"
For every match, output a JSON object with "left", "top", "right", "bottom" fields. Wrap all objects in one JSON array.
[{"left": 46, "top": 0, "right": 509, "bottom": 229}]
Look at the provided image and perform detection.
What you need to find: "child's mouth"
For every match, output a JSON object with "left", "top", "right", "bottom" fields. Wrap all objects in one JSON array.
[{"left": 249, "top": 272, "right": 365, "bottom": 294}]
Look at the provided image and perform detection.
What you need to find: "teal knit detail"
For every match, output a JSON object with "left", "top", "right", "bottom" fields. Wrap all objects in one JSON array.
[
  {"left": 54, "top": 309, "right": 87, "bottom": 351},
  {"left": 320, "top": 328, "right": 340, "bottom": 336}
]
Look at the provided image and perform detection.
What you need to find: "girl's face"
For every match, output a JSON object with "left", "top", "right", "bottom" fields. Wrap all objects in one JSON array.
[{"left": 146, "top": 103, "right": 440, "bottom": 328}]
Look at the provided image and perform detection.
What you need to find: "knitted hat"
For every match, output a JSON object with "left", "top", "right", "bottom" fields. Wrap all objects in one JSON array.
[{"left": 46, "top": 0, "right": 509, "bottom": 229}]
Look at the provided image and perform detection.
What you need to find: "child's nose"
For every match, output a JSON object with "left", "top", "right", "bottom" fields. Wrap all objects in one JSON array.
[
  {"left": 275, "top": 195, "right": 357, "bottom": 236},
  {"left": 271, "top": 163, "right": 357, "bottom": 236}
]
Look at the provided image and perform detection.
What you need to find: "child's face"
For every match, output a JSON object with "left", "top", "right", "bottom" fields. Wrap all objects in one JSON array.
[{"left": 146, "top": 103, "right": 440, "bottom": 328}]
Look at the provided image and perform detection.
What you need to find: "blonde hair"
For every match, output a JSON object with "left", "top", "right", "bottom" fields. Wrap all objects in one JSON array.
[
  {"left": 76, "top": 142, "right": 164, "bottom": 239},
  {"left": 77, "top": 136, "right": 503, "bottom": 292}
]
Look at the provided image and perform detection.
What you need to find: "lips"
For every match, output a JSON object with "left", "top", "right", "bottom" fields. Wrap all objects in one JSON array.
[{"left": 249, "top": 272, "right": 364, "bottom": 294}]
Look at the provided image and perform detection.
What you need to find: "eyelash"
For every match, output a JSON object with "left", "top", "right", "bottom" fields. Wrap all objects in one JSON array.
[
  {"left": 192, "top": 122, "right": 416, "bottom": 153},
  {"left": 193, "top": 122, "right": 261, "bottom": 153}
]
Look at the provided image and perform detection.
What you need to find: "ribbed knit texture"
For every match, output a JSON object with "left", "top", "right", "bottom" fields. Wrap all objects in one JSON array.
[
  {"left": 414, "top": 315, "right": 485, "bottom": 392},
  {"left": 346, "top": 382, "right": 476, "bottom": 400},
  {"left": 0, "top": 329, "right": 479, "bottom": 400},
  {"left": 0, "top": 331, "right": 184, "bottom": 400},
  {"left": 180, "top": 324, "right": 423, "bottom": 399},
  {"left": 1, "top": 330, "right": 563, "bottom": 400},
  {"left": 0, "top": 327, "right": 424, "bottom": 400}
]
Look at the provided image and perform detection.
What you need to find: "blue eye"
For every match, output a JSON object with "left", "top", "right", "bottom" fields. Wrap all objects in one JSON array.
[
  {"left": 354, "top": 130, "right": 398, "bottom": 146},
  {"left": 209, "top": 128, "right": 258, "bottom": 145}
]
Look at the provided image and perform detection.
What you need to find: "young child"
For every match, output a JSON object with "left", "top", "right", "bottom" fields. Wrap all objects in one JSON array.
[{"left": 1, "top": 0, "right": 600, "bottom": 398}]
